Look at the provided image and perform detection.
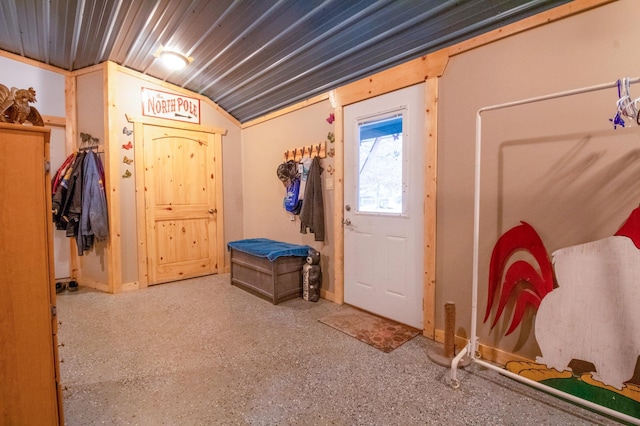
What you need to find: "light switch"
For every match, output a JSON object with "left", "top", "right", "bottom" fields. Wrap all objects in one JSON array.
[{"left": 325, "top": 177, "right": 334, "bottom": 190}]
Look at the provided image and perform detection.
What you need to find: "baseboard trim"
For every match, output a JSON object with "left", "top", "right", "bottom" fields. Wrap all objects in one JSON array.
[{"left": 433, "top": 329, "right": 533, "bottom": 366}]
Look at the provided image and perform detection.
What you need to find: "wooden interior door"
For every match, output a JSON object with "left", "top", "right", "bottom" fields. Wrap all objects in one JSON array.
[{"left": 143, "top": 125, "right": 220, "bottom": 284}]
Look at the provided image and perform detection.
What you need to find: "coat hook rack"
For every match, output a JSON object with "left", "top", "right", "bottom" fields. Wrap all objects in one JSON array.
[
  {"left": 78, "top": 132, "right": 103, "bottom": 152},
  {"left": 283, "top": 141, "right": 326, "bottom": 162}
]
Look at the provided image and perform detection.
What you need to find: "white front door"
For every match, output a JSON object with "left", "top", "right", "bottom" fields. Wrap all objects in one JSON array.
[{"left": 344, "top": 84, "right": 425, "bottom": 329}]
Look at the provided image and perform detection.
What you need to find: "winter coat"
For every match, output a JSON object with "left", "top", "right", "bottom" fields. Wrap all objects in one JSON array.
[
  {"left": 78, "top": 150, "right": 109, "bottom": 255},
  {"left": 299, "top": 156, "right": 324, "bottom": 241}
]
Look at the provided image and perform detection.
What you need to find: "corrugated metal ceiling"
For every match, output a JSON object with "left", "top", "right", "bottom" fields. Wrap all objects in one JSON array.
[{"left": 0, "top": 0, "right": 570, "bottom": 123}]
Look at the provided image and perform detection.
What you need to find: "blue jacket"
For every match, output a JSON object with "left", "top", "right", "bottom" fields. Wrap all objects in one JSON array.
[{"left": 78, "top": 150, "right": 109, "bottom": 255}]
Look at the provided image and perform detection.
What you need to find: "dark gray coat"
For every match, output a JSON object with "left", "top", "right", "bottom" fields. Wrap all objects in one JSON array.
[{"left": 299, "top": 156, "right": 324, "bottom": 241}]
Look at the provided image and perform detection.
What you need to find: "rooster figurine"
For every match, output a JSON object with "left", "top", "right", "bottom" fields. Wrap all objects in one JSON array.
[
  {"left": 486, "top": 207, "right": 640, "bottom": 390},
  {"left": 0, "top": 84, "right": 44, "bottom": 126}
]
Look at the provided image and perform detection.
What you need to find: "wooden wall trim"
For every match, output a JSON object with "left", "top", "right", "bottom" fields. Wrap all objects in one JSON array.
[
  {"left": 332, "top": 102, "right": 344, "bottom": 305},
  {"left": 335, "top": 50, "right": 449, "bottom": 107},
  {"left": 132, "top": 120, "right": 148, "bottom": 289},
  {"left": 71, "top": 63, "right": 108, "bottom": 77},
  {"left": 433, "top": 329, "right": 533, "bottom": 366},
  {"left": 105, "top": 61, "right": 123, "bottom": 293},
  {"left": 320, "top": 288, "right": 336, "bottom": 303},
  {"left": 241, "top": 93, "right": 330, "bottom": 129},
  {"left": 213, "top": 132, "right": 226, "bottom": 273},
  {"left": 41, "top": 115, "right": 66, "bottom": 127},
  {"left": 64, "top": 75, "right": 78, "bottom": 281},
  {"left": 0, "top": 49, "right": 71, "bottom": 75},
  {"left": 423, "top": 77, "right": 439, "bottom": 339},
  {"left": 329, "top": 0, "right": 611, "bottom": 335},
  {"left": 64, "top": 76, "right": 77, "bottom": 154},
  {"left": 445, "top": 0, "right": 614, "bottom": 58},
  {"left": 325, "top": 0, "right": 610, "bottom": 111},
  {"left": 125, "top": 113, "right": 226, "bottom": 135},
  {"left": 113, "top": 62, "right": 241, "bottom": 128}
]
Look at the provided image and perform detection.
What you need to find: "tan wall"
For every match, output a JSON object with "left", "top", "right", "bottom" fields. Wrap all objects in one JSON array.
[
  {"left": 113, "top": 67, "right": 243, "bottom": 284},
  {"left": 204, "top": 103, "right": 244, "bottom": 267},
  {"left": 242, "top": 100, "right": 336, "bottom": 296},
  {"left": 2, "top": 0, "right": 636, "bottom": 363},
  {"left": 438, "top": 0, "right": 640, "bottom": 359}
]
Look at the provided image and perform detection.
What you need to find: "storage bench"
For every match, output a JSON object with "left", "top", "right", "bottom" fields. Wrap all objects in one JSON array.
[{"left": 227, "top": 238, "right": 311, "bottom": 304}]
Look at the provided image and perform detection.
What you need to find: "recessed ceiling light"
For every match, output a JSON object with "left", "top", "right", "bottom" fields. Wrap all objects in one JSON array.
[{"left": 154, "top": 45, "right": 192, "bottom": 70}]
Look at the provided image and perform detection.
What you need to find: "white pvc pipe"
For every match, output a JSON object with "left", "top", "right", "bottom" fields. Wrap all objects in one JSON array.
[
  {"left": 474, "top": 359, "right": 640, "bottom": 425},
  {"left": 449, "top": 342, "right": 470, "bottom": 389},
  {"left": 456, "top": 76, "right": 640, "bottom": 423},
  {"left": 478, "top": 77, "right": 640, "bottom": 114},
  {"left": 470, "top": 108, "right": 482, "bottom": 364}
]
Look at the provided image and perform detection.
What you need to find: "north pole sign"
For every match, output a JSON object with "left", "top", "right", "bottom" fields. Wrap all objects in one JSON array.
[{"left": 141, "top": 88, "right": 200, "bottom": 124}]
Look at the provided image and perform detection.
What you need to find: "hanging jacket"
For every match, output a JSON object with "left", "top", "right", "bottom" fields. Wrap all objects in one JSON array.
[
  {"left": 52, "top": 153, "right": 76, "bottom": 194},
  {"left": 78, "top": 150, "right": 109, "bottom": 255},
  {"left": 52, "top": 153, "right": 77, "bottom": 228},
  {"left": 52, "top": 151, "right": 85, "bottom": 233},
  {"left": 299, "top": 156, "right": 325, "bottom": 241}
]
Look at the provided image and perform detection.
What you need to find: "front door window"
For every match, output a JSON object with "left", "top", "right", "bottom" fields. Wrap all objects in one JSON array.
[{"left": 357, "top": 111, "right": 407, "bottom": 215}]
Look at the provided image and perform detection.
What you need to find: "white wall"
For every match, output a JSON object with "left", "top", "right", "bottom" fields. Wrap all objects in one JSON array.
[{"left": 0, "top": 56, "right": 68, "bottom": 279}]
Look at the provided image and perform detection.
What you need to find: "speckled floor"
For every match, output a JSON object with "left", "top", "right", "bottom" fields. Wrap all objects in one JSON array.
[{"left": 57, "top": 273, "right": 619, "bottom": 425}]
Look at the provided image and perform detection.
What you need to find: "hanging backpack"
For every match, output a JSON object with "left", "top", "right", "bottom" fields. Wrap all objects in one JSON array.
[{"left": 283, "top": 177, "right": 303, "bottom": 215}]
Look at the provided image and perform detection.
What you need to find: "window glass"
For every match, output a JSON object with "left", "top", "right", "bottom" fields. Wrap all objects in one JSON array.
[{"left": 357, "top": 112, "right": 406, "bottom": 215}]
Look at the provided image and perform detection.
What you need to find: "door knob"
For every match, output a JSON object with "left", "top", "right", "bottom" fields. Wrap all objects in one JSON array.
[
  {"left": 345, "top": 205, "right": 351, "bottom": 211},
  {"left": 343, "top": 218, "right": 351, "bottom": 226},
  {"left": 208, "top": 208, "right": 215, "bottom": 214}
]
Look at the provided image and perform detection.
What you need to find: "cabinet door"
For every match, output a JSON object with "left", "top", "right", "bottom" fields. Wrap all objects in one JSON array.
[{"left": 0, "top": 125, "right": 60, "bottom": 425}]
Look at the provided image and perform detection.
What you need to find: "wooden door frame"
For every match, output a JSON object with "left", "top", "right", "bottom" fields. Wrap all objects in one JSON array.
[
  {"left": 331, "top": 51, "right": 448, "bottom": 338},
  {"left": 233, "top": 0, "right": 606, "bottom": 340},
  {"left": 126, "top": 114, "right": 226, "bottom": 288},
  {"left": 342, "top": 88, "right": 426, "bottom": 329}
]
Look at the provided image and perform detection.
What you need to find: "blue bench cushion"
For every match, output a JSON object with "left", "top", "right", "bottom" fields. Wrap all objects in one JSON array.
[{"left": 227, "top": 238, "right": 312, "bottom": 262}]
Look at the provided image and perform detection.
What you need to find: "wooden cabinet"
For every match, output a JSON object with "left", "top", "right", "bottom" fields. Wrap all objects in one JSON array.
[{"left": 0, "top": 123, "right": 63, "bottom": 425}]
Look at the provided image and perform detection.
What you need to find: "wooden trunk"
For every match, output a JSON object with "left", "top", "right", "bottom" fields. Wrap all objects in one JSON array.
[{"left": 230, "top": 248, "right": 306, "bottom": 304}]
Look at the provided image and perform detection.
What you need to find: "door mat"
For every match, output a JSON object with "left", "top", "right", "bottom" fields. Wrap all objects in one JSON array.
[{"left": 319, "top": 308, "right": 420, "bottom": 353}]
